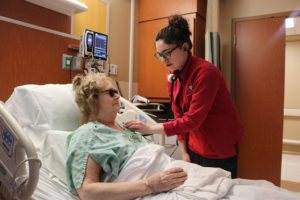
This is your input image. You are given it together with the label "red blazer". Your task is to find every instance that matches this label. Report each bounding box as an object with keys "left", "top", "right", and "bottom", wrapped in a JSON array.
[{"left": 163, "top": 56, "right": 244, "bottom": 159}]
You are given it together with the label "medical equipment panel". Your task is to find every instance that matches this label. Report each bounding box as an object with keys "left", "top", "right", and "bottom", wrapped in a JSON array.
[
  {"left": 0, "top": 102, "right": 40, "bottom": 200},
  {"left": 93, "top": 32, "right": 108, "bottom": 60},
  {"left": 0, "top": 115, "right": 19, "bottom": 199},
  {"left": 80, "top": 29, "right": 108, "bottom": 60}
]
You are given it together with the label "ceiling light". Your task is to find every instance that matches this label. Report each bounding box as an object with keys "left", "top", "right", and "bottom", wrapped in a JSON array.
[{"left": 286, "top": 18, "right": 295, "bottom": 28}]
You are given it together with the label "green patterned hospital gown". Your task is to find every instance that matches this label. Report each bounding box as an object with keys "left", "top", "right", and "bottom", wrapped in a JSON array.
[{"left": 65, "top": 121, "right": 153, "bottom": 194}]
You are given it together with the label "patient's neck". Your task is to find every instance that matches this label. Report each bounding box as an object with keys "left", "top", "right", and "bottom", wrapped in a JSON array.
[
  {"left": 92, "top": 113, "right": 123, "bottom": 131},
  {"left": 99, "top": 119, "right": 124, "bottom": 132},
  {"left": 97, "top": 118, "right": 115, "bottom": 126}
]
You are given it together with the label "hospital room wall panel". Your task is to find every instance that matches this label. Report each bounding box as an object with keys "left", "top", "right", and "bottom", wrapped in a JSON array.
[
  {"left": 138, "top": 18, "right": 170, "bottom": 100},
  {"left": 0, "top": 0, "right": 71, "bottom": 34},
  {"left": 73, "top": 0, "right": 107, "bottom": 36},
  {"left": 0, "top": 21, "right": 81, "bottom": 102},
  {"left": 139, "top": 0, "right": 206, "bottom": 22},
  {"left": 0, "top": 0, "right": 82, "bottom": 102}
]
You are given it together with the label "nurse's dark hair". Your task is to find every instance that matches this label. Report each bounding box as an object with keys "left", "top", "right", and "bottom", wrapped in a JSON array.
[{"left": 155, "top": 15, "right": 192, "bottom": 50}]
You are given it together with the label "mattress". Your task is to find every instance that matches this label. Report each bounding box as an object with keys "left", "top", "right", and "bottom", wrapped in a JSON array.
[{"left": 30, "top": 161, "right": 78, "bottom": 200}]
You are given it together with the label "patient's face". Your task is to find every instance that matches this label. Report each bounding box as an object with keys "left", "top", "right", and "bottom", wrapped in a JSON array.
[{"left": 97, "top": 82, "right": 120, "bottom": 116}]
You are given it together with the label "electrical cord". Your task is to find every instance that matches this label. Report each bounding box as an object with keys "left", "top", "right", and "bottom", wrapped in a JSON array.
[
  {"left": 11, "top": 157, "right": 42, "bottom": 200},
  {"left": 166, "top": 79, "right": 175, "bottom": 122},
  {"left": 169, "top": 145, "right": 179, "bottom": 157}
]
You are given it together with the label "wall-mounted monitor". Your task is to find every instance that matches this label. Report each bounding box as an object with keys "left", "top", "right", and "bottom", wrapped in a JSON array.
[
  {"left": 93, "top": 32, "right": 108, "bottom": 60},
  {"left": 80, "top": 29, "right": 108, "bottom": 60}
]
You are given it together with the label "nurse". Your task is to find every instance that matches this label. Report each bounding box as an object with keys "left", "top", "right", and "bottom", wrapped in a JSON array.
[{"left": 125, "top": 15, "right": 243, "bottom": 178}]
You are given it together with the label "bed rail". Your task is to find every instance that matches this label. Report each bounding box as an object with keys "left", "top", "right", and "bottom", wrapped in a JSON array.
[
  {"left": 0, "top": 102, "right": 41, "bottom": 200},
  {"left": 117, "top": 97, "right": 165, "bottom": 145}
]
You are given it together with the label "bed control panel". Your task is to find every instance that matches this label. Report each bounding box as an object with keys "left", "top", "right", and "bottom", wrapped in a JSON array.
[
  {"left": 0, "top": 118, "right": 15, "bottom": 200},
  {"left": 0, "top": 126, "right": 14, "bottom": 158}
]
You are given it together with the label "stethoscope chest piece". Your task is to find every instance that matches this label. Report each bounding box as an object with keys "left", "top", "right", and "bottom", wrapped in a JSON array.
[{"left": 168, "top": 73, "right": 177, "bottom": 83}]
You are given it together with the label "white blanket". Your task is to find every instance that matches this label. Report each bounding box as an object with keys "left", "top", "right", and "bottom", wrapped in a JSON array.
[
  {"left": 115, "top": 144, "right": 234, "bottom": 200},
  {"left": 115, "top": 144, "right": 300, "bottom": 200}
]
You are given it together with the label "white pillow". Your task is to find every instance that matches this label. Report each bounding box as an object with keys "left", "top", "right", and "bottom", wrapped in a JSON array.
[
  {"left": 4, "top": 84, "right": 83, "bottom": 184},
  {"left": 40, "top": 130, "right": 71, "bottom": 184},
  {"left": 5, "top": 84, "right": 81, "bottom": 132}
]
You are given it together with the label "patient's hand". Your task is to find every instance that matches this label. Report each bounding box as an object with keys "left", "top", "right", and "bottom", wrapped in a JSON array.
[{"left": 145, "top": 167, "right": 187, "bottom": 193}]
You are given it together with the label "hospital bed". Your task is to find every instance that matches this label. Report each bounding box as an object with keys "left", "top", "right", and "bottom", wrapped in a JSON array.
[
  {"left": 0, "top": 83, "right": 163, "bottom": 200},
  {"left": 1, "top": 83, "right": 300, "bottom": 200}
]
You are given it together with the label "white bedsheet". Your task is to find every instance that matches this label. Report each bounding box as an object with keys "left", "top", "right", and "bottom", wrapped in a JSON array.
[
  {"left": 115, "top": 144, "right": 300, "bottom": 200},
  {"left": 30, "top": 164, "right": 79, "bottom": 200},
  {"left": 28, "top": 143, "right": 300, "bottom": 200}
]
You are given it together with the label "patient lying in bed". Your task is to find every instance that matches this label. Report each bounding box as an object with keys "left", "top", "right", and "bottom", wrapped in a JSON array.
[
  {"left": 66, "top": 72, "right": 187, "bottom": 200},
  {"left": 4, "top": 74, "right": 300, "bottom": 200},
  {"left": 66, "top": 73, "right": 300, "bottom": 200}
]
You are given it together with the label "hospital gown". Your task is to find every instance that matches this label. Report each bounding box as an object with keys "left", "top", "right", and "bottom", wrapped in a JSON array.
[{"left": 65, "top": 121, "right": 153, "bottom": 195}]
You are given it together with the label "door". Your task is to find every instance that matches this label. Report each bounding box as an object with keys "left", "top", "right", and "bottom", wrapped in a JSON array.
[{"left": 234, "top": 16, "right": 285, "bottom": 186}]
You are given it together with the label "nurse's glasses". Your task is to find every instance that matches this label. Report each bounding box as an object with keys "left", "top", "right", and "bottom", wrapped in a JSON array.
[
  {"left": 100, "top": 89, "right": 119, "bottom": 97},
  {"left": 154, "top": 46, "right": 178, "bottom": 60}
]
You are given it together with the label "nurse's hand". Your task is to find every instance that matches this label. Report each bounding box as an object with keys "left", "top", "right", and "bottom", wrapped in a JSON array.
[
  {"left": 125, "top": 120, "right": 166, "bottom": 135},
  {"left": 124, "top": 120, "right": 152, "bottom": 134}
]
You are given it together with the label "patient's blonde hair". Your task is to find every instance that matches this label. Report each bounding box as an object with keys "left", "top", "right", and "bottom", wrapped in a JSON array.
[{"left": 72, "top": 72, "right": 116, "bottom": 125}]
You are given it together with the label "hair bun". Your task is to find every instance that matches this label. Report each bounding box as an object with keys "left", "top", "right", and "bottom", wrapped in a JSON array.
[{"left": 168, "top": 15, "right": 191, "bottom": 37}]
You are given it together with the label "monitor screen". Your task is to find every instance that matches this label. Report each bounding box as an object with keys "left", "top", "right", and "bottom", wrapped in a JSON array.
[
  {"left": 87, "top": 33, "right": 93, "bottom": 49},
  {"left": 93, "top": 32, "right": 108, "bottom": 60}
]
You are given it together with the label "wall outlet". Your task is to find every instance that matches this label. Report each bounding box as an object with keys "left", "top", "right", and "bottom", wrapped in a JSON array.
[
  {"left": 109, "top": 64, "right": 118, "bottom": 75},
  {"left": 62, "top": 54, "right": 72, "bottom": 69},
  {"left": 71, "top": 56, "right": 83, "bottom": 71}
]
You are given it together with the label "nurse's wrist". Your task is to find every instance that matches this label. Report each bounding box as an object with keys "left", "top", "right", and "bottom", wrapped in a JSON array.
[{"left": 151, "top": 124, "right": 165, "bottom": 135}]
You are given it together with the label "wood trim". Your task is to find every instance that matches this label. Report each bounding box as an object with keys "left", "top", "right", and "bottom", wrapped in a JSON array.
[
  {"left": 0, "top": 0, "right": 82, "bottom": 102},
  {"left": 0, "top": 20, "right": 81, "bottom": 102},
  {"left": 284, "top": 109, "right": 300, "bottom": 117},
  {"left": 138, "top": 18, "right": 169, "bottom": 99},
  {"left": 281, "top": 180, "right": 300, "bottom": 192},
  {"left": 286, "top": 34, "right": 300, "bottom": 42},
  {"left": 0, "top": 0, "right": 71, "bottom": 33},
  {"left": 232, "top": 10, "right": 300, "bottom": 24},
  {"left": 139, "top": 0, "right": 207, "bottom": 22},
  {"left": 0, "top": 16, "right": 79, "bottom": 40}
]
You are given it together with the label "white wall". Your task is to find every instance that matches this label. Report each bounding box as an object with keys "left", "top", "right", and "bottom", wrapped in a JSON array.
[
  {"left": 284, "top": 38, "right": 300, "bottom": 140},
  {"left": 105, "top": 0, "right": 139, "bottom": 99}
]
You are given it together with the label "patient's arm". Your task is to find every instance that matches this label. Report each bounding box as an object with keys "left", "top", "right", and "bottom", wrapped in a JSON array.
[{"left": 77, "top": 156, "right": 187, "bottom": 200}]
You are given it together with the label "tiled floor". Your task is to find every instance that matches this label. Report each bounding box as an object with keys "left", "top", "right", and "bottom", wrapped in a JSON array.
[
  {"left": 281, "top": 153, "right": 300, "bottom": 192},
  {"left": 165, "top": 144, "right": 181, "bottom": 159},
  {"left": 164, "top": 145, "right": 300, "bottom": 192}
]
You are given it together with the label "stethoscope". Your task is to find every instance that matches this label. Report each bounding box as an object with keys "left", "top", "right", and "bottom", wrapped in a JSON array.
[
  {"left": 166, "top": 49, "right": 190, "bottom": 121},
  {"left": 166, "top": 71, "right": 183, "bottom": 155},
  {"left": 166, "top": 71, "right": 184, "bottom": 122}
]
